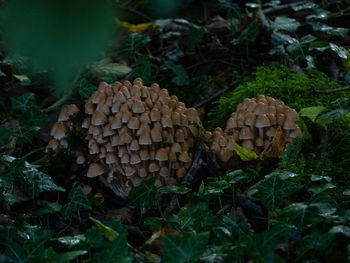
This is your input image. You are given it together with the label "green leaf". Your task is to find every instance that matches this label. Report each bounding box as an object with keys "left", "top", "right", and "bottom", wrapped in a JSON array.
[
  {"left": 93, "top": 235, "right": 131, "bottom": 263},
  {"left": 20, "top": 104, "right": 49, "bottom": 127},
  {"left": 46, "top": 248, "right": 87, "bottom": 263},
  {"left": 300, "top": 106, "right": 326, "bottom": 121},
  {"left": 57, "top": 235, "right": 86, "bottom": 248},
  {"left": 187, "top": 26, "right": 205, "bottom": 51},
  {"left": 316, "top": 98, "right": 350, "bottom": 124},
  {"left": 234, "top": 142, "right": 259, "bottom": 161},
  {"left": 167, "top": 200, "right": 220, "bottom": 232},
  {"left": 132, "top": 54, "right": 152, "bottom": 85},
  {"left": 279, "top": 202, "right": 319, "bottom": 231},
  {"left": 10, "top": 93, "right": 36, "bottom": 112},
  {"left": 232, "top": 21, "right": 260, "bottom": 44},
  {"left": 144, "top": 217, "right": 162, "bottom": 231},
  {"left": 329, "top": 225, "right": 350, "bottom": 238},
  {"left": 311, "top": 22, "right": 349, "bottom": 37},
  {"left": 35, "top": 202, "right": 62, "bottom": 216},
  {"left": 257, "top": 173, "right": 302, "bottom": 212},
  {"left": 309, "top": 183, "right": 335, "bottom": 195},
  {"left": 224, "top": 169, "right": 248, "bottom": 184},
  {"left": 271, "top": 17, "right": 300, "bottom": 33},
  {"left": 161, "top": 61, "right": 189, "bottom": 86},
  {"left": 166, "top": 49, "right": 184, "bottom": 62},
  {"left": 128, "top": 178, "right": 157, "bottom": 209},
  {"left": 90, "top": 217, "right": 119, "bottom": 241},
  {"left": 13, "top": 74, "right": 31, "bottom": 85},
  {"left": 20, "top": 168, "right": 65, "bottom": 198},
  {"left": 162, "top": 232, "right": 210, "bottom": 263},
  {"left": 329, "top": 43, "right": 348, "bottom": 59},
  {"left": 203, "top": 180, "right": 231, "bottom": 195},
  {"left": 304, "top": 230, "right": 334, "bottom": 249},
  {"left": 62, "top": 185, "right": 92, "bottom": 219},
  {"left": 158, "top": 186, "right": 191, "bottom": 194},
  {"left": 242, "top": 225, "right": 291, "bottom": 263},
  {"left": 118, "top": 33, "right": 151, "bottom": 57},
  {"left": 77, "top": 78, "right": 97, "bottom": 99}
]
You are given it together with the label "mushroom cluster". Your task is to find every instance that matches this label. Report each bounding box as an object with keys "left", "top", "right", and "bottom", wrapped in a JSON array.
[
  {"left": 206, "top": 95, "right": 302, "bottom": 161},
  {"left": 48, "top": 78, "right": 200, "bottom": 196}
]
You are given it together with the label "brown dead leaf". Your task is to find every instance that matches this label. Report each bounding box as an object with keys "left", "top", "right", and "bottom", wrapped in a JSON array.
[{"left": 262, "top": 126, "right": 286, "bottom": 158}]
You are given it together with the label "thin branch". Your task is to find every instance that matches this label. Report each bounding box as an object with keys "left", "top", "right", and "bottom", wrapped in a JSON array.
[{"left": 315, "top": 86, "right": 350, "bottom": 93}]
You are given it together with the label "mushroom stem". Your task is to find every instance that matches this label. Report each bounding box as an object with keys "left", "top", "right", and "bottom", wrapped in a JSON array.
[{"left": 258, "top": 127, "right": 263, "bottom": 138}]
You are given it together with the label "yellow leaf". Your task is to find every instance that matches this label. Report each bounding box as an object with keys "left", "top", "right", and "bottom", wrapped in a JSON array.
[
  {"left": 264, "top": 126, "right": 286, "bottom": 158},
  {"left": 234, "top": 142, "right": 259, "bottom": 161},
  {"left": 117, "top": 19, "right": 154, "bottom": 34},
  {"left": 90, "top": 217, "right": 119, "bottom": 241}
]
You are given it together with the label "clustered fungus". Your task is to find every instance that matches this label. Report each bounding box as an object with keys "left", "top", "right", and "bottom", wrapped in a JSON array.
[
  {"left": 48, "top": 78, "right": 200, "bottom": 197},
  {"left": 205, "top": 95, "right": 302, "bottom": 161}
]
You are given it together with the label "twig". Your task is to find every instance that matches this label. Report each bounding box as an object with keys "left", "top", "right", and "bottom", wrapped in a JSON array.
[
  {"left": 193, "top": 85, "right": 230, "bottom": 108},
  {"left": 315, "top": 86, "right": 350, "bottom": 93},
  {"left": 43, "top": 93, "right": 72, "bottom": 112},
  {"left": 263, "top": 1, "right": 308, "bottom": 14}
]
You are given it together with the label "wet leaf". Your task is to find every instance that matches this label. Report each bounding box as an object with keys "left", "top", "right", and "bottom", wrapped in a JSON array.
[
  {"left": 13, "top": 74, "right": 31, "bottom": 85},
  {"left": 329, "top": 225, "right": 350, "bottom": 238},
  {"left": 271, "top": 17, "right": 300, "bottom": 33},
  {"left": 118, "top": 33, "right": 151, "bottom": 57},
  {"left": 128, "top": 178, "right": 157, "bottom": 209},
  {"left": 132, "top": 54, "right": 152, "bottom": 85},
  {"left": 10, "top": 93, "right": 36, "bottom": 112},
  {"left": 62, "top": 185, "right": 92, "bottom": 219},
  {"left": 257, "top": 173, "right": 302, "bottom": 211},
  {"left": 162, "top": 232, "right": 209, "bottom": 263},
  {"left": 57, "top": 235, "right": 86, "bottom": 248},
  {"left": 90, "top": 217, "right": 119, "bottom": 241},
  {"left": 232, "top": 21, "right": 260, "bottom": 44}
]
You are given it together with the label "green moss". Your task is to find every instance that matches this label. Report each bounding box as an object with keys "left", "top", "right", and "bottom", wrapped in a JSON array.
[{"left": 209, "top": 64, "right": 349, "bottom": 128}]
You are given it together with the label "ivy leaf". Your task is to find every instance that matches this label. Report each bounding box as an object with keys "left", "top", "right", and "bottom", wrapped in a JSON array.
[
  {"left": 316, "top": 98, "right": 350, "bottom": 124},
  {"left": 232, "top": 21, "right": 260, "bottom": 44},
  {"left": 90, "top": 217, "right": 119, "bottom": 241},
  {"left": 20, "top": 168, "right": 65, "bottom": 198},
  {"left": 118, "top": 33, "right": 151, "bottom": 57},
  {"left": 20, "top": 104, "right": 49, "bottom": 127},
  {"left": 279, "top": 202, "right": 319, "bottom": 231},
  {"left": 311, "top": 22, "right": 349, "bottom": 37},
  {"left": 162, "top": 232, "right": 210, "bottom": 263},
  {"left": 303, "top": 230, "right": 334, "bottom": 250},
  {"left": 243, "top": 224, "right": 291, "bottom": 263},
  {"left": 128, "top": 178, "right": 157, "bottom": 209},
  {"left": 62, "top": 185, "right": 92, "bottom": 219},
  {"left": 329, "top": 225, "right": 350, "bottom": 239},
  {"left": 35, "top": 202, "right": 62, "bottom": 216},
  {"left": 158, "top": 186, "right": 191, "bottom": 194},
  {"left": 257, "top": 173, "right": 302, "bottom": 212},
  {"left": 132, "top": 54, "right": 152, "bottom": 85},
  {"left": 271, "top": 17, "right": 300, "bottom": 33},
  {"left": 13, "top": 74, "right": 31, "bottom": 85},
  {"left": 234, "top": 142, "right": 259, "bottom": 161},
  {"left": 10, "top": 93, "right": 36, "bottom": 112}
]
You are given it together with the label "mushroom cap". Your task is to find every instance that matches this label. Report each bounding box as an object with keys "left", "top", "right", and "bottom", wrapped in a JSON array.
[
  {"left": 87, "top": 163, "right": 105, "bottom": 177},
  {"left": 239, "top": 126, "right": 254, "bottom": 140},
  {"left": 155, "top": 148, "right": 169, "bottom": 161},
  {"left": 50, "top": 122, "right": 66, "bottom": 140},
  {"left": 255, "top": 114, "right": 271, "bottom": 128}
]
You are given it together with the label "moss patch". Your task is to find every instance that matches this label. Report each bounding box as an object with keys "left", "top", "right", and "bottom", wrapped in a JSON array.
[{"left": 209, "top": 64, "right": 349, "bottom": 128}]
